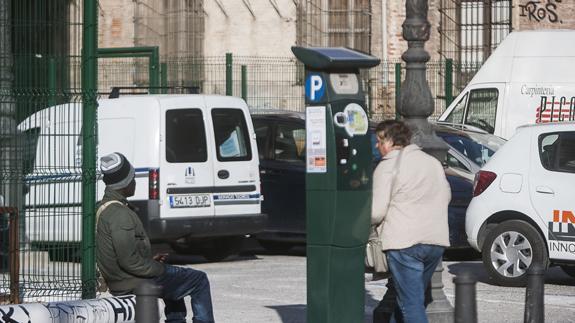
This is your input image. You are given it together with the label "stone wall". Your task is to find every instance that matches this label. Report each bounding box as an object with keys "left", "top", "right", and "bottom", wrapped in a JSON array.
[
  {"left": 203, "top": 0, "right": 297, "bottom": 57},
  {"left": 98, "top": 0, "right": 135, "bottom": 48}
]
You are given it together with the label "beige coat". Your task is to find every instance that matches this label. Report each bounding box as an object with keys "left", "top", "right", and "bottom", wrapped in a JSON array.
[{"left": 371, "top": 144, "right": 451, "bottom": 251}]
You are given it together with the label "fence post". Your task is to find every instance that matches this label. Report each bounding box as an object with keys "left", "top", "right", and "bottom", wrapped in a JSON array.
[
  {"left": 149, "top": 47, "right": 160, "bottom": 94},
  {"left": 135, "top": 281, "right": 162, "bottom": 323},
  {"left": 48, "top": 58, "right": 57, "bottom": 107},
  {"left": 161, "top": 62, "right": 168, "bottom": 94},
  {"left": 454, "top": 271, "right": 477, "bottom": 323},
  {"left": 524, "top": 264, "right": 545, "bottom": 323},
  {"left": 226, "top": 53, "right": 233, "bottom": 96},
  {"left": 81, "top": 0, "right": 98, "bottom": 300},
  {"left": 0, "top": 207, "right": 19, "bottom": 304},
  {"left": 445, "top": 59, "right": 453, "bottom": 107},
  {"left": 241, "top": 65, "right": 247, "bottom": 102},
  {"left": 394, "top": 63, "right": 401, "bottom": 120}
]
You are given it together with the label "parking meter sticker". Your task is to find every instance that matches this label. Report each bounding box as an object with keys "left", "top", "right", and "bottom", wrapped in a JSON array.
[
  {"left": 306, "top": 106, "right": 327, "bottom": 173},
  {"left": 305, "top": 74, "right": 325, "bottom": 102},
  {"left": 334, "top": 103, "right": 368, "bottom": 137}
]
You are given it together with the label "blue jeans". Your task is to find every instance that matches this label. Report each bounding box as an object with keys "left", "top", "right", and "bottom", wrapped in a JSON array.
[
  {"left": 387, "top": 244, "right": 444, "bottom": 323},
  {"left": 153, "top": 264, "right": 215, "bottom": 323}
]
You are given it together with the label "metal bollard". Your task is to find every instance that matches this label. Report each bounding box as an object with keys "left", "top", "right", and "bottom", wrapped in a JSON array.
[
  {"left": 135, "top": 281, "right": 162, "bottom": 323},
  {"left": 453, "top": 271, "right": 477, "bottom": 323},
  {"left": 524, "top": 263, "right": 545, "bottom": 323}
]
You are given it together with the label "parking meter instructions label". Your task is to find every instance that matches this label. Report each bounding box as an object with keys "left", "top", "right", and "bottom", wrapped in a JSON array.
[
  {"left": 306, "top": 106, "right": 327, "bottom": 173},
  {"left": 333, "top": 103, "right": 369, "bottom": 137}
]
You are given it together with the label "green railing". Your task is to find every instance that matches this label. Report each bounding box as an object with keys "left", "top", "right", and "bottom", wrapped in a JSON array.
[{"left": 97, "top": 55, "right": 481, "bottom": 120}]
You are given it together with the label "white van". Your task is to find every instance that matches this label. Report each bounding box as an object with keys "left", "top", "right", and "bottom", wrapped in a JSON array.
[
  {"left": 18, "top": 95, "right": 265, "bottom": 261},
  {"left": 438, "top": 30, "right": 575, "bottom": 139}
]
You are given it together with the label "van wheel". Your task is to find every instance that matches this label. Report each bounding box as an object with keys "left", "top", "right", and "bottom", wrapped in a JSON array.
[
  {"left": 202, "top": 237, "right": 243, "bottom": 262},
  {"left": 482, "top": 220, "right": 548, "bottom": 287},
  {"left": 560, "top": 265, "right": 575, "bottom": 279}
]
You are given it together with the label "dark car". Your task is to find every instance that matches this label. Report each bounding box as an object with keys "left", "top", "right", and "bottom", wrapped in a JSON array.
[{"left": 251, "top": 112, "right": 503, "bottom": 252}]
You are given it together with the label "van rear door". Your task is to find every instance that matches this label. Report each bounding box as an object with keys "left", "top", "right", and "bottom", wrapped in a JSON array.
[
  {"left": 160, "top": 105, "right": 215, "bottom": 219},
  {"left": 206, "top": 101, "right": 260, "bottom": 217}
]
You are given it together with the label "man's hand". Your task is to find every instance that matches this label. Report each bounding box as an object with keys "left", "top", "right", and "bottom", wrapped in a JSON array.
[{"left": 153, "top": 253, "right": 169, "bottom": 263}]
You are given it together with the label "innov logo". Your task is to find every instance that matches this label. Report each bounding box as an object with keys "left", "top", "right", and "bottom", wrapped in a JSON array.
[{"left": 548, "top": 210, "right": 575, "bottom": 241}]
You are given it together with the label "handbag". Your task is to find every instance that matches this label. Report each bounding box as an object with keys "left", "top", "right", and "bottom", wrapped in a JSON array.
[{"left": 365, "top": 148, "right": 404, "bottom": 275}]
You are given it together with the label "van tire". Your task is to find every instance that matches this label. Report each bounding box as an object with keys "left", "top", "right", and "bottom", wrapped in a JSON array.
[
  {"left": 202, "top": 237, "right": 243, "bottom": 262},
  {"left": 482, "top": 220, "right": 548, "bottom": 287}
]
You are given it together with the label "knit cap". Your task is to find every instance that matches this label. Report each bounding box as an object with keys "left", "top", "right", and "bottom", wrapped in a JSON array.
[{"left": 100, "top": 152, "right": 135, "bottom": 190}]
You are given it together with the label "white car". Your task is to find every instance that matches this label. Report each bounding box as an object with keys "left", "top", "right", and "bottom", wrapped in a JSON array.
[{"left": 466, "top": 122, "right": 575, "bottom": 286}]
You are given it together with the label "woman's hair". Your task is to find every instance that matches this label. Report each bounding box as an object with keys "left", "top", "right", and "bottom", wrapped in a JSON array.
[{"left": 375, "top": 120, "right": 412, "bottom": 147}]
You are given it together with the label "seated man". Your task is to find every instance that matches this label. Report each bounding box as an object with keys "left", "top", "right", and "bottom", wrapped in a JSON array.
[{"left": 96, "top": 152, "right": 215, "bottom": 323}]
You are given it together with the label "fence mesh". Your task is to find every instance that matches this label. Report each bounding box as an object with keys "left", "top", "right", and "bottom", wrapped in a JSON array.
[{"left": 0, "top": 0, "right": 88, "bottom": 303}]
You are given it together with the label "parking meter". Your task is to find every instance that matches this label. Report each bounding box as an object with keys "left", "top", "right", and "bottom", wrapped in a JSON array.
[{"left": 291, "top": 47, "right": 380, "bottom": 323}]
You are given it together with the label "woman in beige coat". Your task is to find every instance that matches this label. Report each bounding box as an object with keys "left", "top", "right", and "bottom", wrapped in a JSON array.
[{"left": 371, "top": 120, "right": 451, "bottom": 323}]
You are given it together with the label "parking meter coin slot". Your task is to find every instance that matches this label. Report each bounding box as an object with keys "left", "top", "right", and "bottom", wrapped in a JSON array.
[{"left": 336, "top": 134, "right": 350, "bottom": 166}]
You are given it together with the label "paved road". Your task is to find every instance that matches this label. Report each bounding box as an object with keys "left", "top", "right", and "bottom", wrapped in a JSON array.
[{"left": 153, "top": 243, "right": 575, "bottom": 323}]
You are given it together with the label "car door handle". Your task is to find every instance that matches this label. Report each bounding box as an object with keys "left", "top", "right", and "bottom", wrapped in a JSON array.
[{"left": 536, "top": 186, "right": 554, "bottom": 194}]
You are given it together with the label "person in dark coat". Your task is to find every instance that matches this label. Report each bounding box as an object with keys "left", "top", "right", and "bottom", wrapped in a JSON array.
[{"left": 96, "top": 152, "right": 215, "bottom": 323}]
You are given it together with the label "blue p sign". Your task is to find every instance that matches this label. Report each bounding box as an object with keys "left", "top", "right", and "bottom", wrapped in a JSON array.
[{"left": 305, "top": 74, "right": 325, "bottom": 102}]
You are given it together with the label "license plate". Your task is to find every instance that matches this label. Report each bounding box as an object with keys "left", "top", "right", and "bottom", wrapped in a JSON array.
[{"left": 169, "top": 194, "right": 211, "bottom": 208}]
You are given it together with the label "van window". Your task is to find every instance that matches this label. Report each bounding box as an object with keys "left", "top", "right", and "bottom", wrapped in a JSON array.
[
  {"left": 212, "top": 109, "right": 252, "bottom": 161},
  {"left": 465, "top": 88, "right": 498, "bottom": 134},
  {"left": 166, "top": 109, "right": 207, "bottom": 163},
  {"left": 539, "top": 132, "right": 575, "bottom": 173},
  {"left": 444, "top": 93, "right": 468, "bottom": 124},
  {"left": 274, "top": 123, "right": 305, "bottom": 162}
]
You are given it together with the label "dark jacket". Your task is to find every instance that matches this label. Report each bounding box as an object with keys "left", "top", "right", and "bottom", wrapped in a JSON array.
[{"left": 96, "top": 188, "right": 165, "bottom": 294}]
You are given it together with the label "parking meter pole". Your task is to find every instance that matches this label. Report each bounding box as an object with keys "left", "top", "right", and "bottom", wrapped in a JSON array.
[
  {"left": 292, "top": 47, "right": 379, "bottom": 323},
  {"left": 395, "top": 1, "right": 454, "bottom": 322}
]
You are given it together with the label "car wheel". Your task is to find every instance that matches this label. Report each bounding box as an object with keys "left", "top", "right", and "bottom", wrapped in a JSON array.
[
  {"left": 482, "top": 220, "right": 548, "bottom": 287},
  {"left": 560, "top": 265, "right": 575, "bottom": 279},
  {"left": 258, "top": 240, "right": 294, "bottom": 253}
]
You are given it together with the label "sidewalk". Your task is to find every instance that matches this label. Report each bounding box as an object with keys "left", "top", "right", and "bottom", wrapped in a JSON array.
[{"left": 151, "top": 244, "right": 575, "bottom": 323}]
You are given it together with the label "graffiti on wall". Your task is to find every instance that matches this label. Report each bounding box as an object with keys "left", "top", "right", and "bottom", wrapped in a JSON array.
[
  {"left": 0, "top": 296, "right": 136, "bottom": 323},
  {"left": 519, "top": 0, "right": 564, "bottom": 24}
]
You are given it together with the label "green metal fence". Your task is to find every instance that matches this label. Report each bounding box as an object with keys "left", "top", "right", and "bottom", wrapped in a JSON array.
[
  {"left": 97, "top": 54, "right": 481, "bottom": 120},
  {"left": 0, "top": 7, "right": 482, "bottom": 302},
  {"left": 0, "top": 0, "right": 98, "bottom": 303}
]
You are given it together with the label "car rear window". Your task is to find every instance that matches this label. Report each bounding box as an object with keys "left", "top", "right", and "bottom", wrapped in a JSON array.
[
  {"left": 165, "top": 109, "right": 207, "bottom": 163},
  {"left": 212, "top": 108, "right": 252, "bottom": 162},
  {"left": 539, "top": 132, "right": 575, "bottom": 173}
]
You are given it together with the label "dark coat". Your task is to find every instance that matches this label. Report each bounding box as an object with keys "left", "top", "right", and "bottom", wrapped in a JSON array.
[{"left": 96, "top": 188, "right": 164, "bottom": 294}]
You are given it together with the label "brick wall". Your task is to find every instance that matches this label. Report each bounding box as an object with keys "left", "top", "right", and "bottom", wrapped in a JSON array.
[
  {"left": 514, "top": 0, "right": 575, "bottom": 30},
  {"left": 382, "top": 0, "right": 442, "bottom": 62},
  {"left": 98, "top": 0, "right": 135, "bottom": 48}
]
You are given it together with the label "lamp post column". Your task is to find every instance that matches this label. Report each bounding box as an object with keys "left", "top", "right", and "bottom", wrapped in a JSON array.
[{"left": 373, "top": 1, "right": 454, "bottom": 322}]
